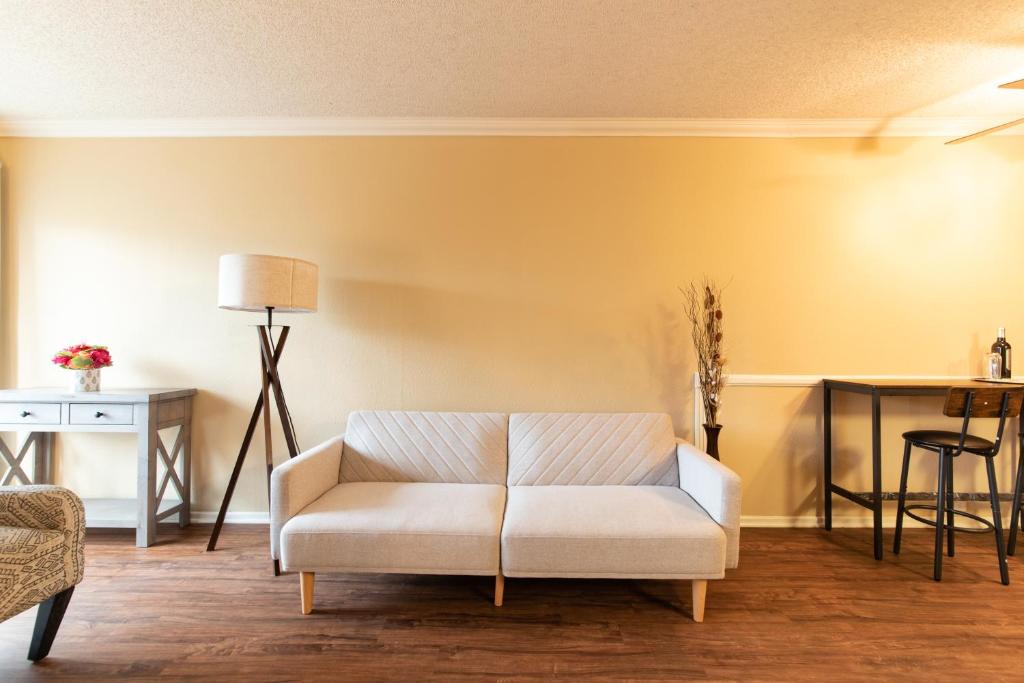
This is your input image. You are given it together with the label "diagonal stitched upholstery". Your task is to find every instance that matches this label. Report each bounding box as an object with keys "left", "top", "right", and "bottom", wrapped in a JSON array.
[
  {"left": 508, "top": 413, "right": 678, "bottom": 486},
  {"left": 340, "top": 411, "right": 509, "bottom": 484}
]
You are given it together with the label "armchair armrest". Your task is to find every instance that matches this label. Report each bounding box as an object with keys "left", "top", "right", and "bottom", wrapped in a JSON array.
[
  {"left": 676, "top": 439, "right": 742, "bottom": 569},
  {"left": 270, "top": 435, "right": 344, "bottom": 560},
  {"left": 0, "top": 485, "right": 86, "bottom": 585}
]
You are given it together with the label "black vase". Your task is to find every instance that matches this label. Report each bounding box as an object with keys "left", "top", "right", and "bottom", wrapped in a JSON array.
[{"left": 703, "top": 424, "right": 722, "bottom": 461}]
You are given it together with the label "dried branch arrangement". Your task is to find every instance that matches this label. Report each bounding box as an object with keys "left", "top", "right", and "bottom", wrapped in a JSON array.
[{"left": 682, "top": 278, "right": 726, "bottom": 427}]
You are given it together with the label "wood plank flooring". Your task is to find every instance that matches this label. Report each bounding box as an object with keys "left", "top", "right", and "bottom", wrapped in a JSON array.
[{"left": 2, "top": 524, "right": 1022, "bottom": 681}]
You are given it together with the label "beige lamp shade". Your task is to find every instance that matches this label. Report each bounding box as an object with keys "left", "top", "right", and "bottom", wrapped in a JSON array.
[{"left": 218, "top": 254, "right": 319, "bottom": 313}]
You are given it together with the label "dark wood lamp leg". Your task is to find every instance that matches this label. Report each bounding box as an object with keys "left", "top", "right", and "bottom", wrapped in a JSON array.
[
  {"left": 207, "top": 325, "right": 296, "bottom": 577},
  {"left": 28, "top": 587, "right": 74, "bottom": 662}
]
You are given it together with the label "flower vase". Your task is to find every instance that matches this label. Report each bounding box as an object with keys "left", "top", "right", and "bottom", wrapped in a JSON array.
[
  {"left": 703, "top": 423, "right": 722, "bottom": 461},
  {"left": 71, "top": 368, "right": 101, "bottom": 393}
]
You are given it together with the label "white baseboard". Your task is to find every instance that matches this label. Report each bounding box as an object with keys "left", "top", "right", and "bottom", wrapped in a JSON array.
[
  {"left": 740, "top": 514, "right": 972, "bottom": 529},
  {"left": 189, "top": 511, "right": 270, "bottom": 524},
  {"left": 741, "top": 515, "right": 822, "bottom": 528}
]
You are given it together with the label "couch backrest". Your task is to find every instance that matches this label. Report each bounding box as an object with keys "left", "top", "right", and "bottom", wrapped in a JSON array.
[
  {"left": 507, "top": 412, "right": 678, "bottom": 486},
  {"left": 340, "top": 411, "right": 508, "bottom": 484}
]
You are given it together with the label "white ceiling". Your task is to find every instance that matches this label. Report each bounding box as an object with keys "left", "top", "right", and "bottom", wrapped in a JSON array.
[{"left": 3, "top": 0, "right": 1024, "bottom": 124}]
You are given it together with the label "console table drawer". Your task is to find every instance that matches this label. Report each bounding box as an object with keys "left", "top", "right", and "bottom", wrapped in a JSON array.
[
  {"left": 69, "top": 403, "right": 135, "bottom": 425},
  {"left": 0, "top": 402, "right": 62, "bottom": 425}
]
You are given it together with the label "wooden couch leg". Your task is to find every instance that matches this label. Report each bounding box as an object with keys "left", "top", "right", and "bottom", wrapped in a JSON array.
[
  {"left": 494, "top": 574, "right": 504, "bottom": 607},
  {"left": 691, "top": 580, "right": 707, "bottom": 623},
  {"left": 300, "top": 572, "right": 315, "bottom": 615},
  {"left": 28, "top": 587, "right": 75, "bottom": 661}
]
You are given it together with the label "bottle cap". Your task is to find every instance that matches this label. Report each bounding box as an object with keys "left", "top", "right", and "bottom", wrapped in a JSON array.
[{"left": 999, "top": 327, "right": 1006, "bottom": 338}]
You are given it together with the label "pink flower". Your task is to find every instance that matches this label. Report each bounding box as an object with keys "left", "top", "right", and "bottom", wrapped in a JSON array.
[
  {"left": 51, "top": 354, "right": 71, "bottom": 367},
  {"left": 67, "top": 344, "right": 91, "bottom": 354},
  {"left": 89, "top": 349, "right": 112, "bottom": 367}
]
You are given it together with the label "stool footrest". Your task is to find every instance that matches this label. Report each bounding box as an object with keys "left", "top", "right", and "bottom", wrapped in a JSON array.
[{"left": 904, "top": 504, "right": 994, "bottom": 534}]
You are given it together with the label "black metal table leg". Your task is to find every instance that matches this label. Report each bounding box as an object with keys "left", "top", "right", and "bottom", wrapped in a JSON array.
[
  {"left": 824, "top": 383, "right": 832, "bottom": 531},
  {"left": 893, "top": 440, "right": 912, "bottom": 554},
  {"left": 1008, "top": 435, "right": 1024, "bottom": 556},
  {"left": 933, "top": 450, "right": 947, "bottom": 581},
  {"left": 871, "top": 389, "right": 883, "bottom": 560},
  {"left": 945, "top": 455, "right": 955, "bottom": 557},
  {"left": 985, "top": 457, "right": 1011, "bottom": 585}
]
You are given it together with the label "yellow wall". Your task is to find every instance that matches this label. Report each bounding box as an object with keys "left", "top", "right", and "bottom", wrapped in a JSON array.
[{"left": 1, "top": 135, "right": 1022, "bottom": 522}]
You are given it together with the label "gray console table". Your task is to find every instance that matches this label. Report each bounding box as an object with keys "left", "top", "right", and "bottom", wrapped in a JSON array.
[{"left": 0, "top": 388, "right": 196, "bottom": 547}]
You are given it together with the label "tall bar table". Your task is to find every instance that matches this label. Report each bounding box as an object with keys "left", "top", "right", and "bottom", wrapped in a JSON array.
[{"left": 823, "top": 378, "right": 1019, "bottom": 560}]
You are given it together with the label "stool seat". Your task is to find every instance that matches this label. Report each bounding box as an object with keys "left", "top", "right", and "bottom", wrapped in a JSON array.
[{"left": 902, "top": 430, "right": 996, "bottom": 455}]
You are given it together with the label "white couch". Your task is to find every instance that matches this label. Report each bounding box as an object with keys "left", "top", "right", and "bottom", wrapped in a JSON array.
[{"left": 271, "top": 411, "right": 740, "bottom": 622}]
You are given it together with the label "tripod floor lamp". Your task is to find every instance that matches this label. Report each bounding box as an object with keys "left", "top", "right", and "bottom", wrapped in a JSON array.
[{"left": 207, "top": 253, "right": 318, "bottom": 575}]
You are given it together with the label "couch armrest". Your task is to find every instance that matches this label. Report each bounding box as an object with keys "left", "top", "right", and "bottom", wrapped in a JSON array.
[
  {"left": 676, "top": 439, "right": 742, "bottom": 569},
  {"left": 0, "top": 485, "right": 86, "bottom": 585},
  {"left": 270, "top": 435, "right": 344, "bottom": 560}
]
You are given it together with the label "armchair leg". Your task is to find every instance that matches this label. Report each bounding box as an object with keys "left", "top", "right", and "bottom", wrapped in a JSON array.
[
  {"left": 28, "top": 586, "right": 75, "bottom": 662},
  {"left": 691, "top": 580, "right": 707, "bottom": 623},
  {"left": 494, "top": 574, "right": 504, "bottom": 607},
  {"left": 300, "top": 572, "right": 315, "bottom": 615}
]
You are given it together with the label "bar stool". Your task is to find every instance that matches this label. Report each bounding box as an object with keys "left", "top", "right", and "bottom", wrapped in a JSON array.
[{"left": 893, "top": 387, "right": 1023, "bottom": 584}]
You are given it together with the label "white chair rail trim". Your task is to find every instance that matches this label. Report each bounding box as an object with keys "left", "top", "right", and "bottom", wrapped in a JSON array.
[
  {"left": 190, "top": 511, "right": 905, "bottom": 529},
  {"left": 690, "top": 373, "right": 972, "bottom": 451}
]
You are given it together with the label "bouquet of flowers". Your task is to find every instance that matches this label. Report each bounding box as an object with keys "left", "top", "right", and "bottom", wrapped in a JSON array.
[{"left": 52, "top": 344, "right": 113, "bottom": 370}]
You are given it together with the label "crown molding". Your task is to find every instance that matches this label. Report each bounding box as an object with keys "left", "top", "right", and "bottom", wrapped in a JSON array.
[{"left": 1, "top": 116, "right": 1021, "bottom": 139}]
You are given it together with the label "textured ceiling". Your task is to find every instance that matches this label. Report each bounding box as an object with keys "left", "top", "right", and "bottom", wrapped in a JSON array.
[{"left": 3, "top": 0, "right": 1024, "bottom": 121}]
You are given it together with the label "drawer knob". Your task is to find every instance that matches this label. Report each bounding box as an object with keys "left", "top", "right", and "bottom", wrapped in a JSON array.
[
  {"left": 19, "top": 410, "right": 30, "bottom": 418},
  {"left": 94, "top": 411, "right": 105, "bottom": 418}
]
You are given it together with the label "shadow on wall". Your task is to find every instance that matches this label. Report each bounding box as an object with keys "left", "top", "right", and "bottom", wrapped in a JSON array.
[
  {"left": 182, "top": 389, "right": 240, "bottom": 508},
  {"left": 791, "top": 387, "right": 826, "bottom": 520},
  {"left": 287, "top": 275, "right": 694, "bottom": 425},
  {"left": 648, "top": 300, "right": 693, "bottom": 439}
]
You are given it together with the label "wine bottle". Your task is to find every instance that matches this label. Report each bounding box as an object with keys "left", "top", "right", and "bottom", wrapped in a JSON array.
[{"left": 992, "top": 327, "right": 1012, "bottom": 378}]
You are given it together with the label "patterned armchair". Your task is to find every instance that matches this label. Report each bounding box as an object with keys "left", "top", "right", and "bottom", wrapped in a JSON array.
[{"left": 0, "top": 486, "right": 85, "bottom": 661}]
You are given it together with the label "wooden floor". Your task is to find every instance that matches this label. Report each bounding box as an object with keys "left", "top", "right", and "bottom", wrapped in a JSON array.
[{"left": 2, "top": 525, "right": 1023, "bottom": 681}]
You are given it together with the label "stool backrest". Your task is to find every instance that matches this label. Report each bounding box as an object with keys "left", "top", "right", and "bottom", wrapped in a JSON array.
[
  {"left": 942, "top": 387, "right": 1023, "bottom": 456},
  {"left": 942, "top": 387, "right": 1024, "bottom": 418}
]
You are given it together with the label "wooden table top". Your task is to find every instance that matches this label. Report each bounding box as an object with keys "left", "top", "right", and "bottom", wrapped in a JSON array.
[
  {"left": 0, "top": 388, "right": 196, "bottom": 403},
  {"left": 823, "top": 377, "right": 1024, "bottom": 395}
]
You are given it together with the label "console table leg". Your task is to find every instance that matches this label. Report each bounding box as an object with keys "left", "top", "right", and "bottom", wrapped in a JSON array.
[
  {"left": 179, "top": 399, "right": 192, "bottom": 528},
  {"left": 0, "top": 433, "right": 37, "bottom": 485},
  {"left": 33, "top": 433, "right": 54, "bottom": 484},
  {"left": 136, "top": 403, "right": 158, "bottom": 548}
]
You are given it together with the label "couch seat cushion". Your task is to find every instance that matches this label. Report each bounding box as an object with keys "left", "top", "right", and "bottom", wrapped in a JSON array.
[
  {"left": 501, "top": 486, "right": 726, "bottom": 579},
  {"left": 280, "top": 482, "right": 505, "bottom": 575}
]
